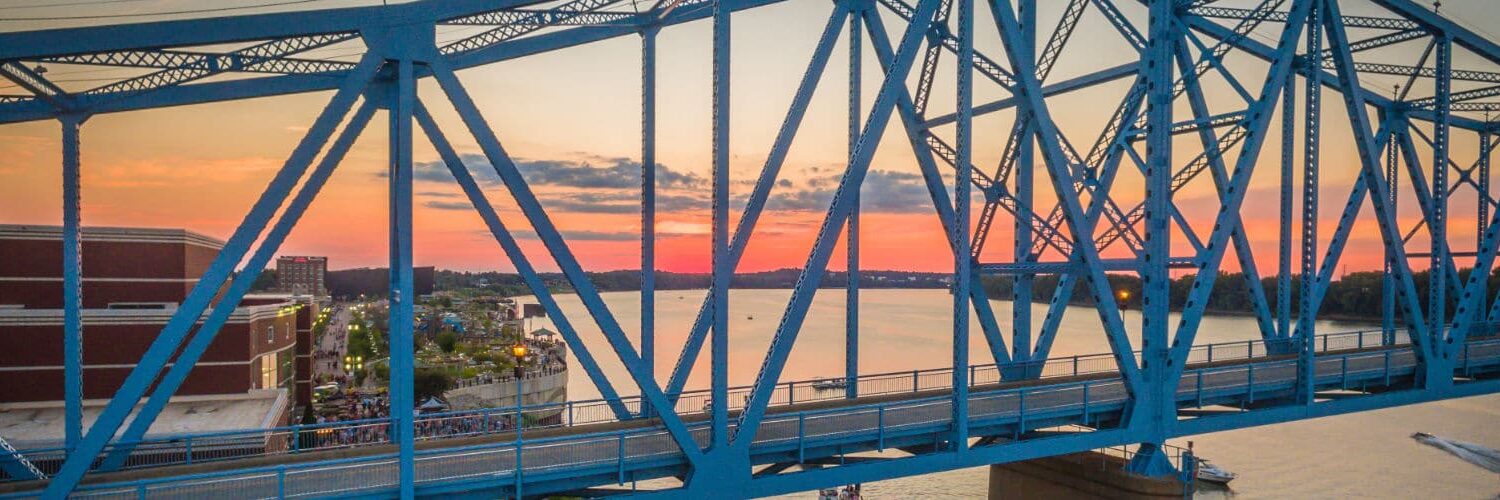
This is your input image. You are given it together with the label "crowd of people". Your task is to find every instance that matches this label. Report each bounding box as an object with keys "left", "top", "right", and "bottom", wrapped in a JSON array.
[
  {"left": 299, "top": 387, "right": 538, "bottom": 450},
  {"left": 313, "top": 348, "right": 344, "bottom": 372}
]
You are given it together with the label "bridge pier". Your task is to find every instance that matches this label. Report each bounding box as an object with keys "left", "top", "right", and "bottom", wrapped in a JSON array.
[{"left": 988, "top": 450, "right": 1193, "bottom": 500}]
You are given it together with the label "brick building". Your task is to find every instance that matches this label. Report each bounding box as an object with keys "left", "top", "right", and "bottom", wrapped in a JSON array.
[
  {"left": 0, "top": 225, "right": 313, "bottom": 405},
  {"left": 275, "top": 255, "right": 327, "bottom": 296}
]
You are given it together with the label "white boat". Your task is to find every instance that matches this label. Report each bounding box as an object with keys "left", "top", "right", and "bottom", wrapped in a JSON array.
[
  {"left": 1195, "top": 460, "right": 1236, "bottom": 485},
  {"left": 1413, "top": 432, "right": 1500, "bottom": 473}
]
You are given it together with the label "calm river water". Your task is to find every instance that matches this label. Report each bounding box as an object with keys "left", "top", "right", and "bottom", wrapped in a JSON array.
[{"left": 528, "top": 288, "right": 1500, "bottom": 498}]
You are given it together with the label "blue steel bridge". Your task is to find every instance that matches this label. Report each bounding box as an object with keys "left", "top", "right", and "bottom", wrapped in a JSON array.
[
  {"left": 3, "top": 328, "right": 1500, "bottom": 498},
  {"left": 1, "top": 0, "right": 1500, "bottom": 497}
]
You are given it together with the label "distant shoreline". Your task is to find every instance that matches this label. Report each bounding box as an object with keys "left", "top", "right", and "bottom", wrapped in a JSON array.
[{"left": 510, "top": 287, "right": 1387, "bottom": 325}]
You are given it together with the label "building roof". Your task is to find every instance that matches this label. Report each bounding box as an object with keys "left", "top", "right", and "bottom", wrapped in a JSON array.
[
  {"left": 0, "top": 389, "right": 288, "bottom": 449},
  {"left": 0, "top": 224, "right": 225, "bottom": 250}
]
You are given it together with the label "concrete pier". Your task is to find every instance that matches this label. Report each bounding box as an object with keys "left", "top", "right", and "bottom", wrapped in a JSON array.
[{"left": 988, "top": 451, "right": 1190, "bottom": 499}]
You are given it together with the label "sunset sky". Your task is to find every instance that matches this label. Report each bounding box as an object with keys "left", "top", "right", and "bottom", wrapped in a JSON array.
[{"left": 2, "top": 0, "right": 1498, "bottom": 275}]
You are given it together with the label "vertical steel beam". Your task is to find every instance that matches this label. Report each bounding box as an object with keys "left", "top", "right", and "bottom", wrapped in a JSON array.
[
  {"left": 1279, "top": 68, "right": 1295, "bottom": 342},
  {"left": 1384, "top": 117, "right": 1400, "bottom": 345},
  {"left": 1481, "top": 129, "right": 1494, "bottom": 328},
  {"left": 41, "top": 53, "right": 379, "bottom": 499},
  {"left": 389, "top": 58, "right": 417, "bottom": 500},
  {"left": 640, "top": 26, "right": 657, "bottom": 417},
  {"left": 846, "top": 5, "right": 862, "bottom": 400},
  {"left": 1128, "top": 0, "right": 1175, "bottom": 476},
  {"left": 709, "top": 0, "right": 732, "bottom": 450},
  {"left": 59, "top": 114, "right": 84, "bottom": 453},
  {"left": 1011, "top": 0, "right": 1035, "bottom": 364},
  {"left": 1482, "top": 131, "right": 1492, "bottom": 252},
  {"left": 1299, "top": 0, "right": 1321, "bottom": 404},
  {"left": 1431, "top": 34, "right": 1452, "bottom": 371},
  {"left": 952, "top": 0, "right": 973, "bottom": 451}
]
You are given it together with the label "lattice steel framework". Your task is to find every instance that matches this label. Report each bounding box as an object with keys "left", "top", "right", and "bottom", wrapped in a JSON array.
[{"left": 2, "top": 0, "right": 1500, "bottom": 497}]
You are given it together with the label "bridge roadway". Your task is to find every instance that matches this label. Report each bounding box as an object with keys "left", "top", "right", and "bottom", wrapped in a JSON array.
[{"left": 5, "top": 335, "right": 1500, "bottom": 498}]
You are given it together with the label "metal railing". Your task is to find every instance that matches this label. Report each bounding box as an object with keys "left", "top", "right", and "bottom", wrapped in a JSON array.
[
  {"left": 7, "top": 324, "right": 1493, "bottom": 482},
  {"left": 15, "top": 339, "right": 1500, "bottom": 499}
]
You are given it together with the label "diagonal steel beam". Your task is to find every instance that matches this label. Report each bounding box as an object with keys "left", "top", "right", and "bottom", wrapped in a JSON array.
[
  {"left": 663, "top": 6, "right": 850, "bottom": 403},
  {"left": 1163, "top": 0, "right": 1312, "bottom": 382},
  {"left": 863, "top": 10, "right": 1014, "bottom": 369},
  {"left": 414, "top": 103, "right": 630, "bottom": 420},
  {"left": 1320, "top": 0, "right": 1433, "bottom": 362},
  {"left": 99, "top": 99, "right": 379, "bottom": 472},
  {"left": 428, "top": 57, "right": 704, "bottom": 465},
  {"left": 730, "top": 0, "right": 940, "bottom": 450},
  {"left": 40, "top": 52, "right": 381, "bottom": 499},
  {"left": 989, "top": 0, "right": 1144, "bottom": 398}
]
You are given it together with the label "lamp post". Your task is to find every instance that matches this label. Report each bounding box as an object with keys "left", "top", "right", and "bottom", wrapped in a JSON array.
[
  {"left": 1118, "top": 290, "right": 1131, "bottom": 310},
  {"left": 511, "top": 340, "right": 528, "bottom": 441}
]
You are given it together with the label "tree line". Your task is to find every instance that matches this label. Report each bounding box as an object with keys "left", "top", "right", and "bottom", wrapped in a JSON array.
[{"left": 979, "top": 268, "right": 1500, "bottom": 321}]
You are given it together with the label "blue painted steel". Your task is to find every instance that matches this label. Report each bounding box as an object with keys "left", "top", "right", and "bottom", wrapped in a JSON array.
[
  {"left": 40, "top": 53, "right": 381, "bottom": 498},
  {"left": 846, "top": 4, "right": 862, "bottom": 401},
  {"left": 1431, "top": 35, "right": 1453, "bottom": 378},
  {"left": 390, "top": 57, "right": 418, "bottom": 500},
  {"left": 59, "top": 114, "right": 84, "bottom": 453},
  {"left": 952, "top": 0, "right": 973, "bottom": 451},
  {"left": 1300, "top": 0, "right": 1321, "bottom": 404},
  {"left": 1384, "top": 121, "right": 1400, "bottom": 345},
  {"left": 1124, "top": 0, "right": 1174, "bottom": 476},
  {"left": 1010, "top": 0, "right": 1036, "bottom": 368},
  {"left": 428, "top": 57, "right": 704, "bottom": 466},
  {"left": 7, "top": 0, "right": 1500, "bottom": 496},
  {"left": 1161, "top": 0, "right": 1312, "bottom": 385},
  {"left": 1169, "top": 20, "right": 1278, "bottom": 346},
  {"left": 710, "top": 0, "right": 732, "bottom": 452},
  {"left": 732, "top": 0, "right": 939, "bottom": 450},
  {"left": 1284, "top": 66, "right": 1296, "bottom": 340},
  {"left": 413, "top": 104, "right": 629, "bottom": 419},
  {"left": 641, "top": 26, "right": 658, "bottom": 418},
  {"left": 860, "top": 11, "right": 1013, "bottom": 370},
  {"left": 97, "top": 100, "right": 378, "bottom": 472},
  {"left": 663, "top": 6, "right": 850, "bottom": 403},
  {"left": 1320, "top": 0, "right": 1434, "bottom": 365},
  {"left": 990, "top": 0, "right": 1144, "bottom": 401}
]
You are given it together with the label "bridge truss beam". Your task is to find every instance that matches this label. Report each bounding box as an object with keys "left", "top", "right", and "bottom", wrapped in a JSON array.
[{"left": 3, "top": 0, "right": 1500, "bottom": 497}]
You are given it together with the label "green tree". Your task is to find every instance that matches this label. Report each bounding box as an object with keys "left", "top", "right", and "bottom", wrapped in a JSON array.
[
  {"left": 413, "top": 368, "right": 454, "bottom": 402},
  {"left": 250, "top": 269, "right": 279, "bottom": 292},
  {"left": 436, "top": 332, "right": 458, "bottom": 354}
]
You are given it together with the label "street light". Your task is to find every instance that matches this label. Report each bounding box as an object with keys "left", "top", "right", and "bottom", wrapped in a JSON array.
[
  {"left": 1117, "top": 290, "right": 1131, "bottom": 310},
  {"left": 511, "top": 340, "right": 528, "bottom": 440}
]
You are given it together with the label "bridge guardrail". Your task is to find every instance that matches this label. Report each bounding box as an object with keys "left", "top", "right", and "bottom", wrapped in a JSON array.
[
  {"left": 20, "top": 338, "right": 1500, "bottom": 499},
  {"left": 8, "top": 323, "right": 1494, "bottom": 481}
]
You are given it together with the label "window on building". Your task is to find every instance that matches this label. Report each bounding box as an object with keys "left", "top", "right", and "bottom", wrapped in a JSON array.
[
  {"left": 260, "top": 354, "right": 277, "bottom": 390},
  {"left": 267, "top": 324, "right": 275, "bottom": 344}
]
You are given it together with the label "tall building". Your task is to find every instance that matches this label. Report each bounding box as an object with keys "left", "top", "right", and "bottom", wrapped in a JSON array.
[
  {"left": 276, "top": 255, "right": 327, "bottom": 296},
  {"left": 0, "top": 225, "right": 313, "bottom": 447}
]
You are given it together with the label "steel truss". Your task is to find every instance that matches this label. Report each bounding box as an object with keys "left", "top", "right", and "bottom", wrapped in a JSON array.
[{"left": 2, "top": 0, "right": 1499, "bottom": 497}]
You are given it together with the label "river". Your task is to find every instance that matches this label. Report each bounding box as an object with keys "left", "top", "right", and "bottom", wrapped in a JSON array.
[{"left": 526, "top": 288, "right": 1500, "bottom": 498}]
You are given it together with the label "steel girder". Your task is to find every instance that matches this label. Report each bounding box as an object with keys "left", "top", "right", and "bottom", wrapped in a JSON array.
[{"left": 7, "top": 0, "right": 1500, "bottom": 497}]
